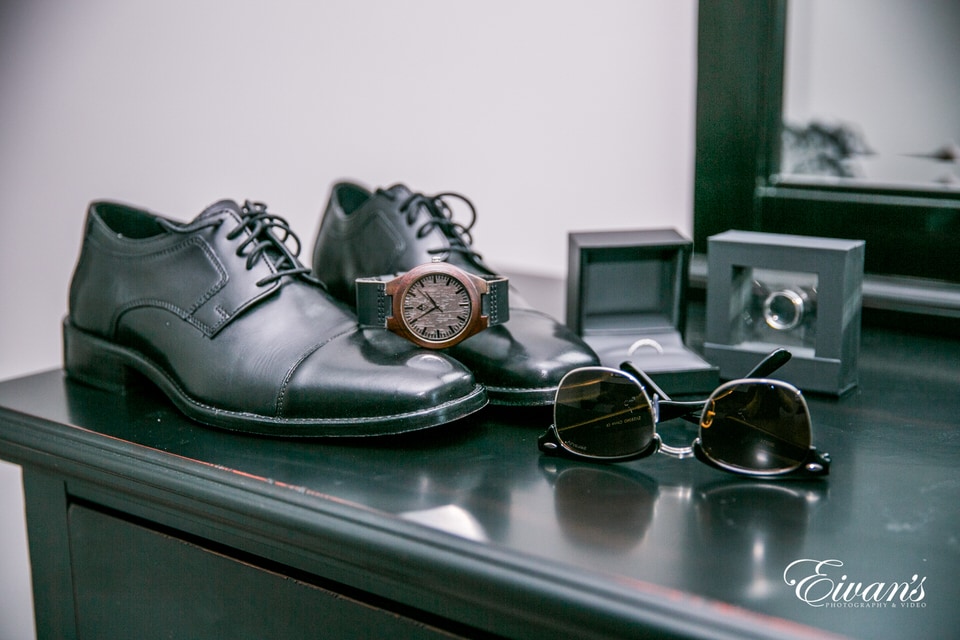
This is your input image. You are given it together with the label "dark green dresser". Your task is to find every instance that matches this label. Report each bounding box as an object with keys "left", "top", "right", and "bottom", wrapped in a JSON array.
[{"left": 0, "top": 315, "right": 957, "bottom": 639}]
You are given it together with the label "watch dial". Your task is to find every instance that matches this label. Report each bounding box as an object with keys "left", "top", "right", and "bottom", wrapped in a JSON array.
[{"left": 402, "top": 273, "right": 473, "bottom": 342}]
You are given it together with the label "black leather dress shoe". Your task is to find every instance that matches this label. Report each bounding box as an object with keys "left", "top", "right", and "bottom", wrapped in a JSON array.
[
  {"left": 312, "top": 182, "right": 600, "bottom": 406},
  {"left": 64, "top": 199, "right": 486, "bottom": 436}
]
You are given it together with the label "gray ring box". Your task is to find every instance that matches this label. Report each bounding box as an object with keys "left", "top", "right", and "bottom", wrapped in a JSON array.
[
  {"left": 704, "top": 230, "right": 865, "bottom": 396},
  {"left": 567, "top": 229, "right": 720, "bottom": 396}
]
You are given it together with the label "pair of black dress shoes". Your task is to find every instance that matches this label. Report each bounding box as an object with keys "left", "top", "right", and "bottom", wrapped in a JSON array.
[{"left": 64, "top": 182, "right": 600, "bottom": 437}]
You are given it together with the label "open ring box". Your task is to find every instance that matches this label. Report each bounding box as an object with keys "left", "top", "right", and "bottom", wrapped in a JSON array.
[
  {"left": 704, "top": 230, "right": 865, "bottom": 396},
  {"left": 566, "top": 229, "right": 720, "bottom": 395}
]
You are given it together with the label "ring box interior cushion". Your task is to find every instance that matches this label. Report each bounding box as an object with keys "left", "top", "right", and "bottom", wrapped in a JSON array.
[{"left": 566, "top": 229, "right": 719, "bottom": 395}]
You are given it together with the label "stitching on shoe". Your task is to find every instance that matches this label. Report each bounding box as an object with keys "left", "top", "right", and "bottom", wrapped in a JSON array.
[{"left": 105, "top": 236, "right": 227, "bottom": 336}]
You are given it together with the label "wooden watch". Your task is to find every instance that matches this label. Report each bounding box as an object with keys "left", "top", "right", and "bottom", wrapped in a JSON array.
[{"left": 355, "top": 259, "right": 509, "bottom": 349}]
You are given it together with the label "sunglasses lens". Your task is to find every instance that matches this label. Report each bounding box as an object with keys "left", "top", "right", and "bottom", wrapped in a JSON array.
[
  {"left": 699, "top": 380, "right": 811, "bottom": 473},
  {"left": 554, "top": 369, "right": 655, "bottom": 458}
]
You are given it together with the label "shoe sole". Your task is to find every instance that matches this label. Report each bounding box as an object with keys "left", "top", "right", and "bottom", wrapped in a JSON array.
[{"left": 62, "top": 319, "right": 487, "bottom": 437}]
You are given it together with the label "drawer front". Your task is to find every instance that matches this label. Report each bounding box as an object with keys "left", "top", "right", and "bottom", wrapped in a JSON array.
[{"left": 67, "top": 504, "right": 463, "bottom": 640}]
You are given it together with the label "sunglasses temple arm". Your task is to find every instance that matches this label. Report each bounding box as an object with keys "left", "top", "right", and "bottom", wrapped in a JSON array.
[
  {"left": 620, "top": 361, "right": 672, "bottom": 401},
  {"left": 745, "top": 348, "right": 793, "bottom": 378},
  {"left": 621, "top": 361, "right": 706, "bottom": 422},
  {"left": 657, "top": 350, "right": 795, "bottom": 422},
  {"left": 658, "top": 399, "right": 707, "bottom": 422},
  {"left": 623, "top": 351, "right": 793, "bottom": 423}
]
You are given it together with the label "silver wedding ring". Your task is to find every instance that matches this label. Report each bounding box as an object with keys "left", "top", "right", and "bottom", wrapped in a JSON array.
[
  {"left": 762, "top": 289, "right": 808, "bottom": 331},
  {"left": 627, "top": 338, "right": 664, "bottom": 356}
]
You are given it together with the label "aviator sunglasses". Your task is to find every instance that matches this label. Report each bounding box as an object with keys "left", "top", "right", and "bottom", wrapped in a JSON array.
[{"left": 538, "top": 349, "right": 830, "bottom": 478}]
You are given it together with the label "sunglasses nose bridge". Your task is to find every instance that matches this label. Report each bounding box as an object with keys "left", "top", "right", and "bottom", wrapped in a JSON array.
[{"left": 657, "top": 441, "right": 695, "bottom": 459}]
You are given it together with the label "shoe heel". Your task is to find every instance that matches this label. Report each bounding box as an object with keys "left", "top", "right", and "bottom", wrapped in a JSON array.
[{"left": 62, "top": 320, "right": 135, "bottom": 394}]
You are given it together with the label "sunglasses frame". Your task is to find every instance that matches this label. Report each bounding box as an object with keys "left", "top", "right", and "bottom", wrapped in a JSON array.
[{"left": 539, "top": 350, "right": 830, "bottom": 479}]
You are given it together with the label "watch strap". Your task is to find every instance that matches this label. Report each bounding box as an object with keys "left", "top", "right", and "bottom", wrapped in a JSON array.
[
  {"left": 355, "top": 277, "right": 389, "bottom": 328},
  {"left": 481, "top": 276, "right": 510, "bottom": 326}
]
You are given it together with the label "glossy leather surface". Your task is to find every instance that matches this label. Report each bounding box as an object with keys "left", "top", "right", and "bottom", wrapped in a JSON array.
[
  {"left": 312, "top": 182, "right": 600, "bottom": 405},
  {"left": 1, "top": 310, "right": 956, "bottom": 639},
  {"left": 65, "top": 199, "right": 486, "bottom": 436}
]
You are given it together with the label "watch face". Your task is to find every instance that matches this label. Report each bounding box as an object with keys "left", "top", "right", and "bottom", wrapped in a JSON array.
[{"left": 401, "top": 272, "right": 473, "bottom": 343}]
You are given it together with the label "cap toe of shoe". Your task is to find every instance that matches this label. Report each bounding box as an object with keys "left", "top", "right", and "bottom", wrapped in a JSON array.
[{"left": 281, "top": 328, "right": 486, "bottom": 434}]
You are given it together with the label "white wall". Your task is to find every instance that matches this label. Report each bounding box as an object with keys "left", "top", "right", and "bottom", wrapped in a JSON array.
[{"left": 0, "top": 2, "right": 699, "bottom": 637}]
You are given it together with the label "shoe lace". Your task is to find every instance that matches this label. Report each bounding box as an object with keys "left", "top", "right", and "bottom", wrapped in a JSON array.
[
  {"left": 396, "top": 191, "right": 483, "bottom": 262},
  {"left": 227, "top": 201, "right": 317, "bottom": 286}
]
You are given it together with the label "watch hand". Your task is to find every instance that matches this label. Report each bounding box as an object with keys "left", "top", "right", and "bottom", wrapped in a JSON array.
[
  {"left": 410, "top": 305, "right": 440, "bottom": 323},
  {"left": 420, "top": 289, "right": 442, "bottom": 310}
]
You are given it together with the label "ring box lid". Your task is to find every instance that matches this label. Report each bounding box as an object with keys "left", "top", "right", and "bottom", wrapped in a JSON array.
[{"left": 566, "top": 229, "right": 691, "bottom": 337}]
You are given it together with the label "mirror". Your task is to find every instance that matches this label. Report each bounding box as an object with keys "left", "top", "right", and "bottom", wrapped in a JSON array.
[
  {"left": 781, "top": 0, "right": 960, "bottom": 190},
  {"left": 693, "top": 0, "right": 960, "bottom": 305}
]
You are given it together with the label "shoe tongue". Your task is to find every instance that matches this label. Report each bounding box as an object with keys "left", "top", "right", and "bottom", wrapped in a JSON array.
[
  {"left": 196, "top": 199, "right": 242, "bottom": 221},
  {"left": 378, "top": 183, "right": 413, "bottom": 201}
]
